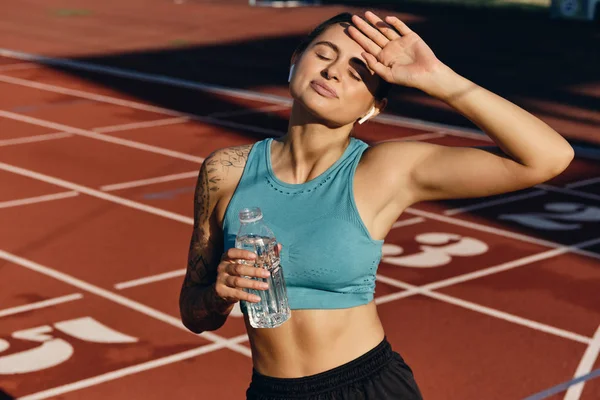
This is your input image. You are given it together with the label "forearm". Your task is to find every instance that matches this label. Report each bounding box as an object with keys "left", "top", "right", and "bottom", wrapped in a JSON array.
[
  {"left": 421, "top": 65, "right": 574, "bottom": 170},
  {"left": 179, "top": 282, "right": 234, "bottom": 334}
]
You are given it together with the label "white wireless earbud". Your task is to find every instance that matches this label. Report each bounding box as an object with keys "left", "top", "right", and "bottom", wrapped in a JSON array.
[
  {"left": 288, "top": 64, "right": 295, "bottom": 83},
  {"left": 358, "top": 106, "right": 376, "bottom": 125}
]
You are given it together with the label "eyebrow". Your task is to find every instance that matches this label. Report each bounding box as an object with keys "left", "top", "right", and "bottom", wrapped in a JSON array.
[{"left": 313, "top": 40, "right": 370, "bottom": 72}]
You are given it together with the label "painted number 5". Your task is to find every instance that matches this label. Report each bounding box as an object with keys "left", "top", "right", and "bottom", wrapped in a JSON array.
[{"left": 0, "top": 317, "right": 137, "bottom": 374}]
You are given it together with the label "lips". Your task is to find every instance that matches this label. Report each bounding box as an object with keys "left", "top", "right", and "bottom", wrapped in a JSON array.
[{"left": 310, "top": 80, "right": 338, "bottom": 99}]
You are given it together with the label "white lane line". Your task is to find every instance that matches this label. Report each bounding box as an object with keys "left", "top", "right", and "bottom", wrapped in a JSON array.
[
  {"left": 93, "top": 117, "right": 191, "bottom": 133},
  {"left": 0, "top": 132, "right": 73, "bottom": 147},
  {"left": 374, "top": 273, "right": 592, "bottom": 345},
  {"left": 0, "top": 250, "right": 251, "bottom": 360},
  {"left": 100, "top": 171, "right": 198, "bottom": 192},
  {"left": 0, "top": 191, "right": 79, "bottom": 209},
  {"left": 566, "top": 176, "right": 600, "bottom": 189},
  {"left": 444, "top": 189, "right": 548, "bottom": 216},
  {"left": 0, "top": 73, "right": 286, "bottom": 138},
  {"left": 114, "top": 269, "right": 186, "bottom": 290},
  {"left": 0, "top": 162, "right": 194, "bottom": 225},
  {"left": 374, "top": 132, "right": 447, "bottom": 144},
  {"left": 0, "top": 48, "right": 493, "bottom": 142},
  {"left": 423, "top": 236, "right": 600, "bottom": 292},
  {"left": 205, "top": 104, "right": 290, "bottom": 118},
  {"left": 564, "top": 325, "right": 600, "bottom": 400},
  {"left": 0, "top": 170, "right": 199, "bottom": 211},
  {"left": 391, "top": 217, "right": 426, "bottom": 229},
  {"left": 0, "top": 110, "right": 205, "bottom": 164},
  {"left": 0, "top": 293, "right": 83, "bottom": 318},
  {"left": 0, "top": 63, "right": 40, "bottom": 72},
  {"left": 18, "top": 333, "right": 250, "bottom": 400},
  {"left": 404, "top": 206, "right": 600, "bottom": 261},
  {"left": 0, "top": 73, "right": 184, "bottom": 117},
  {"left": 537, "top": 183, "right": 600, "bottom": 203}
]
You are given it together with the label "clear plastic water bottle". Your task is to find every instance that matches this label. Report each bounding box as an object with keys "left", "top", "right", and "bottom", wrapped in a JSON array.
[{"left": 235, "top": 207, "right": 291, "bottom": 328}]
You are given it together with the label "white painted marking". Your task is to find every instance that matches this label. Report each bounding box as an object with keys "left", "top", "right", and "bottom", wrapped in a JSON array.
[
  {"left": 205, "top": 104, "right": 289, "bottom": 119},
  {"left": 537, "top": 183, "right": 600, "bottom": 203},
  {"left": 54, "top": 317, "right": 138, "bottom": 343},
  {"left": 423, "top": 236, "right": 600, "bottom": 291},
  {"left": 0, "top": 73, "right": 183, "bottom": 117},
  {"left": 18, "top": 334, "right": 249, "bottom": 400},
  {"left": 0, "top": 161, "right": 194, "bottom": 225},
  {"left": 427, "top": 290, "right": 593, "bottom": 345},
  {"left": 0, "top": 48, "right": 493, "bottom": 142},
  {"left": 115, "top": 269, "right": 186, "bottom": 290},
  {"left": 0, "top": 335, "right": 73, "bottom": 374},
  {"left": 375, "top": 273, "right": 593, "bottom": 345},
  {"left": 564, "top": 325, "right": 600, "bottom": 400},
  {"left": 498, "top": 202, "right": 600, "bottom": 231},
  {"left": 0, "top": 110, "right": 205, "bottom": 164},
  {"left": 382, "top": 233, "right": 488, "bottom": 268},
  {"left": 0, "top": 250, "right": 251, "bottom": 359},
  {"left": 391, "top": 217, "right": 425, "bottom": 229},
  {"left": 0, "top": 63, "right": 40, "bottom": 72},
  {"left": 566, "top": 176, "right": 600, "bottom": 189},
  {"left": 444, "top": 189, "right": 547, "bottom": 216},
  {"left": 404, "top": 206, "right": 600, "bottom": 261},
  {"left": 0, "top": 132, "right": 72, "bottom": 147},
  {"left": 0, "top": 294, "right": 83, "bottom": 318},
  {"left": 101, "top": 171, "right": 198, "bottom": 192},
  {"left": 0, "top": 191, "right": 78, "bottom": 209},
  {"left": 93, "top": 117, "right": 190, "bottom": 133}
]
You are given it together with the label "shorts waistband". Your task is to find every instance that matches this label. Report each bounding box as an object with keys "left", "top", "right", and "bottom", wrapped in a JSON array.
[{"left": 249, "top": 336, "right": 393, "bottom": 396}]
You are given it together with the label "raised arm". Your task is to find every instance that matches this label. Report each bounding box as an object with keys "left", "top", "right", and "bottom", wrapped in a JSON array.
[{"left": 349, "top": 12, "right": 574, "bottom": 206}]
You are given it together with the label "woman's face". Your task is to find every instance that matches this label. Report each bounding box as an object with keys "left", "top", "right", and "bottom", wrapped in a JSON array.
[{"left": 289, "top": 23, "right": 382, "bottom": 127}]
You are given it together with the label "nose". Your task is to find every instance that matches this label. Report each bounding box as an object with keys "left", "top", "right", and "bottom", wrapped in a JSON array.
[{"left": 321, "top": 62, "right": 341, "bottom": 82}]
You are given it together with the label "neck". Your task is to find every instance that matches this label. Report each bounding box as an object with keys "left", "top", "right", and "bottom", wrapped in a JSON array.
[{"left": 271, "top": 102, "right": 354, "bottom": 184}]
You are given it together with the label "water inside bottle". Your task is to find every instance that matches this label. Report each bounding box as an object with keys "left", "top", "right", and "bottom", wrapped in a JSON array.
[{"left": 235, "top": 234, "right": 290, "bottom": 328}]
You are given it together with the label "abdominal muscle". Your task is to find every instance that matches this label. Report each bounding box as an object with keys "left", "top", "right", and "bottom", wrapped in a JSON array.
[{"left": 243, "top": 300, "right": 386, "bottom": 378}]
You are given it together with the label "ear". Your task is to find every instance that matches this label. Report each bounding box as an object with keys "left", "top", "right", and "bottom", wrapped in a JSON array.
[
  {"left": 374, "top": 98, "right": 387, "bottom": 116},
  {"left": 358, "top": 99, "right": 387, "bottom": 125}
]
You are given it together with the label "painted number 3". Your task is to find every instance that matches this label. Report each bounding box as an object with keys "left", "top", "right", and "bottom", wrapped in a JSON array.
[
  {"left": 382, "top": 233, "right": 488, "bottom": 268},
  {"left": 0, "top": 317, "right": 137, "bottom": 374}
]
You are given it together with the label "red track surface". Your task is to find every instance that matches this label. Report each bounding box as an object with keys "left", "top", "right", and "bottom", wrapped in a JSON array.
[{"left": 0, "top": 1, "right": 599, "bottom": 400}]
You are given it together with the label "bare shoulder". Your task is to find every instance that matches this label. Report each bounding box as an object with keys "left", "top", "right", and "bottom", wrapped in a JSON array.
[
  {"left": 202, "top": 143, "right": 256, "bottom": 223},
  {"left": 203, "top": 143, "right": 255, "bottom": 193}
]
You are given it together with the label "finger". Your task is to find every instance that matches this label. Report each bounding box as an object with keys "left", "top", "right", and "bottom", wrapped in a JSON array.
[
  {"left": 347, "top": 25, "right": 381, "bottom": 57},
  {"left": 225, "top": 275, "right": 269, "bottom": 291},
  {"left": 226, "top": 262, "right": 271, "bottom": 279},
  {"left": 224, "top": 248, "right": 257, "bottom": 262},
  {"left": 384, "top": 16, "right": 413, "bottom": 36},
  {"left": 362, "top": 52, "right": 393, "bottom": 82},
  {"left": 216, "top": 284, "right": 261, "bottom": 303},
  {"left": 365, "top": 11, "right": 401, "bottom": 41},
  {"left": 351, "top": 14, "right": 389, "bottom": 48}
]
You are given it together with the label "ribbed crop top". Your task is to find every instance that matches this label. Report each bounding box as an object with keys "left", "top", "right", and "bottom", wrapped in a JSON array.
[{"left": 222, "top": 137, "right": 384, "bottom": 313}]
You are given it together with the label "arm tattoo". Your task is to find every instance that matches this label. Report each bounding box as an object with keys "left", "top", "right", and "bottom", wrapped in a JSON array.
[{"left": 179, "top": 145, "right": 252, "bottom": 331}]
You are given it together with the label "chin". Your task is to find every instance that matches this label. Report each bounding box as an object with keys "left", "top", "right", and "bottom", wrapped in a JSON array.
[{"left": 292, "top": 92, "right": 347, "bottom": 127}]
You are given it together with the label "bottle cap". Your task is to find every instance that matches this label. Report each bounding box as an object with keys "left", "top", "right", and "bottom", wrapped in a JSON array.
[{"left": 239, "top": 207, "right": 263, "bottom": 223}]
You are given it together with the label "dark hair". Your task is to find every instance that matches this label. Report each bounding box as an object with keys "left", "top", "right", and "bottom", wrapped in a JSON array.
[{"left": 293, "top": 12, "right": 391, "bottom": 100}]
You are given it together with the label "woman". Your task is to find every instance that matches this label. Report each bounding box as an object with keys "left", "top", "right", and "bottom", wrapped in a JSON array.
[{"left": 179, "top": 11, "right": 574, "bottom": 399}]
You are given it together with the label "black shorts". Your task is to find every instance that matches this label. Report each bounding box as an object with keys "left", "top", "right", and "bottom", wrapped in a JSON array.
[{"left": 246, "top": 336, "right": 423, "bottom": 400}]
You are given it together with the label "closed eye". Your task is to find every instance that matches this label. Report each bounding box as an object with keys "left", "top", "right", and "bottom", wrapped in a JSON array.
[{"left": 316, "top": 54, "right": 331, "bottom": 61}]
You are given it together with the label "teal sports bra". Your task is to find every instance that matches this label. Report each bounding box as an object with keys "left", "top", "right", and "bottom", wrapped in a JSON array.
[{"left": 222, "top": 137, "right": 384, "bottom": 313}]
